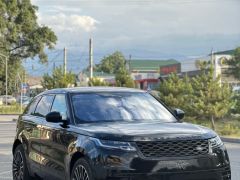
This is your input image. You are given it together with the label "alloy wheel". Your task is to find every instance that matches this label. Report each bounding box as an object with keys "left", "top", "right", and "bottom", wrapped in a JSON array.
[
  {"left": 12, "top": 150, "right": 24, "bottom": 180},
  {"left": 72, "top": 165, "right": 89, "bottom": 180}
]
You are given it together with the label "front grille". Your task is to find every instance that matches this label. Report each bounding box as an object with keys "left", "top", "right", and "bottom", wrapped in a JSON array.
[{"left": 136, "top": 139, "right": 209, "bottom": 158}]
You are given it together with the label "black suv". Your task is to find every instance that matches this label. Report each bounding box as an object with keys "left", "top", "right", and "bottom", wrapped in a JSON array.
[{"left": 12, "top": 87, "right": 231, "bottom": 180}]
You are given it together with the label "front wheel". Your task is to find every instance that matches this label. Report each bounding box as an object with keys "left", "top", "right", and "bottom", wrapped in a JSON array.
[
  {"left": 71, "top": 158, "right": 94, "bottom": 180},
  {"left": 12, "top": 144, "right": 31, "bottom": 180}
]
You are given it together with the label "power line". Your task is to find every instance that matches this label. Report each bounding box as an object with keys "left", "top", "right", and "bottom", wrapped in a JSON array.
[{"left": 25, "top": 51, "right": 63, "bottom": 75}]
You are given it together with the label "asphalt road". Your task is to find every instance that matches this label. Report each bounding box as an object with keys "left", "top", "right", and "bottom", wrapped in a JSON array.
[{"left": 0, "top": 121, "right": 239, "bottom": 180}]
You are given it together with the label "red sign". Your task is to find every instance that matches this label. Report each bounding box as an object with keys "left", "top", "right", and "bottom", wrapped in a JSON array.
[{"left": 160, "top": 64, "right": 180, "bottom": 75}]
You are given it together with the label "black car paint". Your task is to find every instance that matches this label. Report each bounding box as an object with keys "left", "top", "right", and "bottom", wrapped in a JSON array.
[{"left": 13, "top": 87, "right": 231, "bottom": 180}]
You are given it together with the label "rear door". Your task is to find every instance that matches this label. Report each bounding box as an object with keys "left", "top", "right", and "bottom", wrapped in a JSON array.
[{"left": 20, "top": 96, "right": 42, "bottom": 177}]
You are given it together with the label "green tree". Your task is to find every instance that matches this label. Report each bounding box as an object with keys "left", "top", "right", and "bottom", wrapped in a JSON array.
[
  {"left": 195, "top": 59, "right": 211, "bottom": 70},
  {"left": 0, "top": 60, "right": 25, "bottom": 95},
  {"left": 89, "top": 77, "right": 109, "bottom": 86},
  {"left": 232, "top": 93, "right": 240, "bottom": 114},
  {"left": 0, "top": 0, "right": 57, "bottom": 94},
  {"left": 159, "top": 63, "right": 233, "bottom": 130},
  {"left": 96, "top": 51, "right": 126, "bottom": 74},
  {"left": 191, "top": 66, "right": 233, "bottom": 130},
  {"left": 0, "top": 0, "right": 57, "bottom": 62},
  {"left": 228, "top": 47, "right": 240, "bottom": 79},
  {"left": 41, "top": 66, "right": 76, "bottom": 89},
  {"left": 93, "top": 51, "right": 135, "bottom": 88},
  {"left": 115, "top": 67, "right": 135, "bottom": 88},
  {"left": 159, "top": 74, "right": 193, "bottom": 112}
]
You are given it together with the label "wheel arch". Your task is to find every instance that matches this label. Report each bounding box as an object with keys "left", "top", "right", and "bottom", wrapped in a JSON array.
[
  {"left": 69, "top": 151, "right": 85, "bottom": 175},
  {"left": 12, "top": 139, "right": 22, "bottom": 154}
]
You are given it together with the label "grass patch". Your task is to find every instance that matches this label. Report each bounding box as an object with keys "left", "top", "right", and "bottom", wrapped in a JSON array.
[
  {"left": 0, "top": 104, "right": 23, "bottom": 114},
  {"left": 185, "top": 117, "right": 240, "bottom": 138}
]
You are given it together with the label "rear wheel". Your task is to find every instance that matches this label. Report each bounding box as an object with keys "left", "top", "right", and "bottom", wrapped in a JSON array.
[
  {"left": 71, "top": 158, "right": 94, "bottom": 180},
  {"left": 12, "top": 144, "right": 31, "bottom": 180}
]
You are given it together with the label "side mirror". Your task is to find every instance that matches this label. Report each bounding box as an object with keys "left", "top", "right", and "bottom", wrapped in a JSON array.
[
  {"left": 173, "top": 108, "right": 185, "bottom": 120},
  {"left": 46, "top": 111, "right": 62, "bottom": 123}
]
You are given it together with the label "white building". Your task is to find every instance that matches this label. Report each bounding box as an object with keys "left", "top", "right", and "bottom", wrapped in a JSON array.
[{"left": 212, "top": 50, "right": 240, "bottom": 87}]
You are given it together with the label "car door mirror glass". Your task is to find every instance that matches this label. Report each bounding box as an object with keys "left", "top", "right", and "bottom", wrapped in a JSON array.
[
  {"left": 46, "top": 111, "right": 62, "bottom": 123},
  {"left": 173, "top": 108, "right": 185, "bottom": 120}
]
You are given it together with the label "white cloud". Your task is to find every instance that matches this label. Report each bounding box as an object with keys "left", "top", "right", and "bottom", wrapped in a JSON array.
[
  {"left": 32, "top": 0, "right": 240, "bottom": 60},
  {"left": 38, "top": 13, "right": 99, "bottom": 33},
  {"left": 71, "top": 15, "right": 99, "bottom": 32}
]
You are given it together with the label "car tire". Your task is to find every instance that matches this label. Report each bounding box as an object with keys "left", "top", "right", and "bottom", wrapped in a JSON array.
[
  {"left": 12, "top": 144, "right": 31, "bottom": 180},
  {"left": 71, "top": 158, "right": 94, "bottom": 180}
]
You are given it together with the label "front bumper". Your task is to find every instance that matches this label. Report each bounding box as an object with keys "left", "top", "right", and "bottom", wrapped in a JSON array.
[
  {"left": 104, "top": 166, "right": 231, "bottom": 180},
  {"left": 90, "top": 145, "right": 231, "bottom": 180}
]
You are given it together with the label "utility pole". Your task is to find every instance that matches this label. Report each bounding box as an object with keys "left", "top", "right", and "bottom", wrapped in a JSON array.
[
  {"left": 23, "top": 71, "right": 26, "bottom": 97},
  {"left": 17, "top": 73, "right": 23, "bottom": 113},
  {"left": 128, "top": 54, "right": 132, "bottom": 73},
  {"left": 89, "top": 38, "right": 93, "bottom": 79},
  {"left": 64, "top": 47, "right": 67, "bottom": 75},
  {"left": 211, "top": 48, "right": 214, "bottom": 64},
  {"left": 0, "top": 53, "right": 8, "bottom": 105},
  {"left": 24, "top": 71, "right": 26, "bottom": 84}
]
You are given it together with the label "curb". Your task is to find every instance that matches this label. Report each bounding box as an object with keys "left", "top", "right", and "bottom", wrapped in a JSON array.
[
  {"left": 0, "top": 119, "right": 17, "bottom": 122},
  {"left": 0, "top": 114, "right": 20, "bottom": 122},
  {"left": 221, "top": 137, "right": 240, "bottom": 144}
]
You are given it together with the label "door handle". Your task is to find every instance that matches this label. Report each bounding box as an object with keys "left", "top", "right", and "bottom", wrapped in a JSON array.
[{"left": 25, "top": 126, "right": 32, "bottom": 132}]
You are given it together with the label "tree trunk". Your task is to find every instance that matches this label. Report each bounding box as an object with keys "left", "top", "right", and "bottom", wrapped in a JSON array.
[{"left": 211, "top": 115, "right": 216, "bottom": 130}]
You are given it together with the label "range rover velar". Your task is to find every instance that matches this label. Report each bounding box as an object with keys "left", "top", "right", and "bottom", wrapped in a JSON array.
[{"left": 12, "top": 87, "right": 231, "bottom": 180}]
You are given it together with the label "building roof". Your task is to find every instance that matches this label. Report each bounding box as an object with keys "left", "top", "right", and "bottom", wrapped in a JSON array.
[
  {"left": 41, "top": 87, "right": 144, "bottom": 95},
  {"left": 27, "top": 76, "right": 42, "bottom": 86},
  {"left": 129, "top": 59, "right": 180, "bottom": 71},
  {"left": 213, "top": 49, "right": 235, "bottom": 56},
  {"left": 82, "top": 71, "right": 115, "bottom": 77}
]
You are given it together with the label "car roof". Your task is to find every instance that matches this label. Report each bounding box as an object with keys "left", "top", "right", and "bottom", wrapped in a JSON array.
[{"left": 40, "top": 87, "right": 145, "bottom": 95}]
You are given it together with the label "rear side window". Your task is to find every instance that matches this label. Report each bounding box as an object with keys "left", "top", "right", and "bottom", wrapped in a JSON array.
[
  {"left": 25, "top": 96, "right": 41, "bottom": 115},
  {"left": 34, "top": 95, "right": 54, "bottom": 117}
]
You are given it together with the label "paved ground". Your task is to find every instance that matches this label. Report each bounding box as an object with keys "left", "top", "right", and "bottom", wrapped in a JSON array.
[
  {"left": 0, "top": 121, "right": 239, "bottom": 180},
  {"left": 0, "top": 115, "right": 19, "bottom": 122},
  {"left": 0, "top": 121, "right": 15, "bottom": 180}
]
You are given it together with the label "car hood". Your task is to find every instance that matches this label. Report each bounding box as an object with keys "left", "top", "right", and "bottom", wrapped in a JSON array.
[{"left": 75, "top": 121, "right": 216, "bottom": 141}]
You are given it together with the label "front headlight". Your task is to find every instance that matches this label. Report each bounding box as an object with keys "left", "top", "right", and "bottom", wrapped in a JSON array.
[
  {"left": 91, "top": 138, "right": 136, "bottom": 151},
  {"left": 209, "top": 136, "right": 223, "bottom": 148}
]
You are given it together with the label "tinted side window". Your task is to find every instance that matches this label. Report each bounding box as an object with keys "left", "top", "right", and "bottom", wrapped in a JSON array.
[
  {"left": 25, "top": 96, "right": 41, "bottom": 115},
  {"left": 34, "top": 95, "right": 54, "bottom": 117},
  {"left": 51, "top": 94, "right": 67, "bottom": 120}
]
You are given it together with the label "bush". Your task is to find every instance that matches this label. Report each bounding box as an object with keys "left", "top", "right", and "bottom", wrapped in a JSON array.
[
  {"left": 89, "top": 77, "right": 109, "bottom": 86},
  {"left": 185, "top": 117, "right": 240, "bottom": 138}
]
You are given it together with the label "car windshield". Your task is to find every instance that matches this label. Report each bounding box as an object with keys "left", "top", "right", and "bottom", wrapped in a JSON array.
[{"left": 72, "top": 92, "right": 176, "bottom": 123}]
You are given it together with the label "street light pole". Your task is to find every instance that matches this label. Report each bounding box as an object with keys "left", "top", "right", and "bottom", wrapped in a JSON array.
[
  {"left": 5, "top": 55, "right": 8, "bottom": 105},
  {"left": 0, "top": 53, "right": 8, "bottom": 105}
]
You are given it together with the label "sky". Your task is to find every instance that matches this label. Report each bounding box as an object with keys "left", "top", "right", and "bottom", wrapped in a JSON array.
[{"left": 26, "top": 0, "right": 240, "bottom": 75}]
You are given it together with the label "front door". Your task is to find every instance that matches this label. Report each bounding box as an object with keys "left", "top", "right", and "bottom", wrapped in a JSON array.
[
  {"left": 41, "top": 94, "right": 69, "bottom": 180},
  {"left": 32, "top": 95, "right": 55, "bottom": 178}
]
